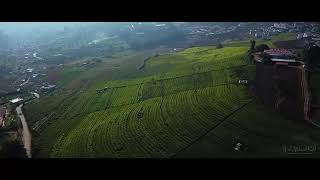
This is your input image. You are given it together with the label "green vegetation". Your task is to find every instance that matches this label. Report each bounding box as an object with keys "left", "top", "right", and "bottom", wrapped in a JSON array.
[
  {"left": 3, "top": 114, "right": 17, "bottom": 128},
  {"left": 24, "top": 40, "right": 318, "bottom": 158},
  {"left": 177, "top": 100, "right": 320, "bottom": 158},
  {"left": 0, "top": 104, "right": 18, "bottom": 130},
  {"left": 26, "top": 46, "right": 254, "bottom": 157},
  {"left": 255, "top": 44, "right": 270, "bottom": 52},
  {"left": 51, "top": 84, "right": 251, "bottom": 157}
]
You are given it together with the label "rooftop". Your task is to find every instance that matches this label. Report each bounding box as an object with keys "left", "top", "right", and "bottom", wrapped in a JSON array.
[
  {"left": 264, "top": 49, "right": 295, "bottom": 57},
  {"left": 10, "top": 98, "right": 23, "bottom": 104},
  {"left": 270, "top": 58, "right": 297, "bottom": 62}
]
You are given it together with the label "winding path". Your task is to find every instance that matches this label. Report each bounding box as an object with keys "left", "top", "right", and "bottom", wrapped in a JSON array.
[{"left": 16, "top": 104, "right": 32, "bottom": 158}]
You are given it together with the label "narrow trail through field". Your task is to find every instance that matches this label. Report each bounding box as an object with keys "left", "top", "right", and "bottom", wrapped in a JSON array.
[
  {"left": 91, "top": 64, "right": 252, "bottom": 94},
  {"left": 16, "top": 104, "right": 32, "bottom": 158}
]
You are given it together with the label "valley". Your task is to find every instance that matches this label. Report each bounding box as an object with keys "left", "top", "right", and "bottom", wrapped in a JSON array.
[{"left": 1, "top": 22, "right": 320, "bottom": 158}]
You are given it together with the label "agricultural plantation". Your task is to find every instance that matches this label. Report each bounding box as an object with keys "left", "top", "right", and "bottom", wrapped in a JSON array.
[{"left": 24, "top": 44, "right": 320, "bottom": 158}]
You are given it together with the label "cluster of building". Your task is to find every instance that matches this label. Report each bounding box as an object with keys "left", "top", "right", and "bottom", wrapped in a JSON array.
[
  {"left": 251, "top": 39, "right": 320, "bottom": 122},
  {"left": 263, "top": 49, "right": 299, "bottom": 65},
  {"left": 187, "top": 25, "right": 237, "bottom": 36},
  {"left": 249, "top": 26, "right": 282, "bottom": 39},
  {"left": 125, "top": 22, "right": 171, "bottom": 34},
  {"left": 168, "top": 22, "right": 320, "bottom": 47},
  {"left": 249, "top": 22, "right": 320, "bottom": 40}
]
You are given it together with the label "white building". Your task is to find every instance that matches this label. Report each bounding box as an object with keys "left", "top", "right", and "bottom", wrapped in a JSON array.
[
  {"left": 10, "top": 98, "right": 23, "bottom": 104},
  {"left": 26, "top": 68, "right": 33, "bottom": 73}
]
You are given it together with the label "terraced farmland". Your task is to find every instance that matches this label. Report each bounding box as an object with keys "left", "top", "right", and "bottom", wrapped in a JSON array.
[
  {"left": 47, "top": 46, "right": 253, "bottom": 157},
  {"left": 25, "top": 44, "right": 318, "bottom": 158},
  {"left": 176, "top": 99, "right": 320, "bottom": 158},
  {"left": 51, "top": 83, "right": 252, "bottom": 158}
]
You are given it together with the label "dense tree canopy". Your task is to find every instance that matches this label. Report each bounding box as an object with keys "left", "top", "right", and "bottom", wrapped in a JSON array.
[
  {"left": 256, "top": 44, "right": 269, "bottom": 52},
  {"left": 250, "top": 40, "right": 256, "bottom": 50},
  {"left": 216, "top": 43, "right": 223, "bottom": 49},
  {"left": 0, "top": 140, "right": 27, "bottom": 158}
]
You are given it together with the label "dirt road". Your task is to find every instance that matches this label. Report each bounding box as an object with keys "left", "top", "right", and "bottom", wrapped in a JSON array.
[
  {"left": 288, "top": 64, "right": 310, "bottom": 120},
  {"left": 16, "top": 104, "right": 32, "bottom": 158}
]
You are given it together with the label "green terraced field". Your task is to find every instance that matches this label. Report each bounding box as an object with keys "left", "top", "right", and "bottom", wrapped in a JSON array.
[
  {"left": 51, "top": 84, "right": 252, "bottom": 158},
  {"left": 176, "top": 100, "right": 320, "bottom": 158},
  {"left": 25, "top": 42, "right": 319, "bottom": 158}
]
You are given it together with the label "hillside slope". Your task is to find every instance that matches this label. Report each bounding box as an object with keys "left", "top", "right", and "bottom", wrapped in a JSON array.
[{"left": 25, "top": 45, "right": 320, "bottom": 158}]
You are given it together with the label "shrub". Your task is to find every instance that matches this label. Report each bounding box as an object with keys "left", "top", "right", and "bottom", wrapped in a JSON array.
[
  {"left": 216, "top": 43, "right": 224, "bottom": 49},
  {"left": 256, "top": 44, "right": 270, "bottom": 52}
]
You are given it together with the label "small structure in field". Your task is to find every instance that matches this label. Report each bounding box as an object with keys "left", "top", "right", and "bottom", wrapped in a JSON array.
[
  {"left": 238, "top": 80, "right": 248, "bottom": 84},
  {"left": 233, "top": 141, "right": 248, "bottom": 152},
  {"left": 137, "top": 112, "right": 144, "bottom": 119},
  {"left": 96, "top": 87, "right": 110, "bottom": 94},
  {"left": 234, "top": 142, "right": 242, "bottom": 151}
]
